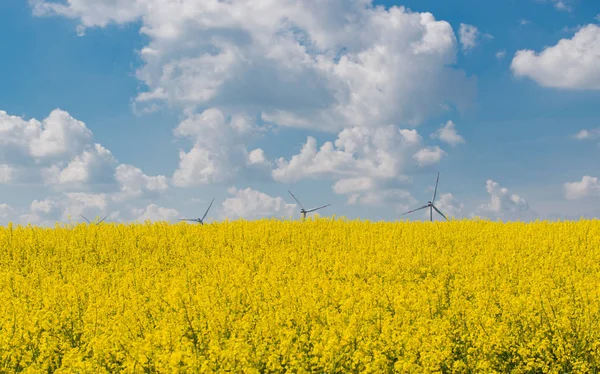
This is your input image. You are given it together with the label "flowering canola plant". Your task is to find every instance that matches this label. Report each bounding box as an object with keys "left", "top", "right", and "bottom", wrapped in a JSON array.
[{"left": 0, "top": 218, "right": 599, "bottom": 373}]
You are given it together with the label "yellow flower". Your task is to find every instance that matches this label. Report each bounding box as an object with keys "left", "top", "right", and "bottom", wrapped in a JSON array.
[{"left": 0, "top": 218, "right": 598, "bottom": 372}]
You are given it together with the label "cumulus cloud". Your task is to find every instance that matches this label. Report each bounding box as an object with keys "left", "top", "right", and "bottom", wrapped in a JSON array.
[
  {"left": 430, "top": 120, "right": 465, "bottom": 146},
  {"left": 115, "top": 164, "right": 169, "bottom": 200},
  {"left": 0, "top": 108, "right": 113, "bottom": 188},
  {"left": 31, "top": 0, "right": 142, "bottom": 27},
  {"left": 0, "top": 107, "right": 170, "bottom": 225},
  {"left": 19, "top": 192, "right": 111, "bottom": 225},
  {"left": 133, "top": 204, "right": 180, "bottom": 222},
  {"left": 0, "top": 204, "right": 15, "bottom": 224},
  {"left": 30, "top": 0, "right": 479, "bottom": 197},
  {"left": 0, "top": 109, "right": 92, "bottom": 165},
  {"left": 41, "top": 143, "right": 117, "bottom": 189},
  {"left": 413, "top": 146, "right": 447, "bottom": 166},
  {"left": 434, "top": 193, "right": 464, "bottom": 219},
  {"left": 573, "top": 128, "right": 600, "bottom": 140},
  {"left": 564, "top": 176, "right": 600, "bottom": 200},
  {"left": 458, "top": 24, "right": 492, "bottom": 52},
  {"left": 332, "top": 177, "right": 416, "bottom": 208},
  {"left": 478, "top": 180, "right": 529, "bottom": 217},
  {"left": 458, "top": 24, "right": 479, "bottom": 51},
  {"left": 0, "top": 108, "right": 167, "bottom": 197},
  {"left": 32, "top": 1, "right": 476, "bottom": 132},
  {"left": 495, "top": 50, "right": 506, "bottom": 59},
  {"left": 172, "top": 108, "right": 270, "bottom": 186},
  {"left": 332, "top": 177, "right": 376, "bottom": 195},
  {"left": 18, "top": 190, "right": 183, "bottom": 226},
  {"left": 349, "top": 189, "right": 415, "bottom": 208},
  {"left": 274, "top": 126, "right": 422, "bottom": 183},
  {"left": 274, "top": 126, "right": 451, "bottom": 206},
  {"left": 511, "top": 24, "right": 600, "bottom": 90},
  {"left": 25, "top": 1, "right": 485, "bottom": 221},
  {"left": 30, "top": 199, "right": 58, "bottom": 215},
  {"left": 0, "top": 165, "right": 13, "bottom": 184},
  {"left": 221, "top": 187, "right": 296, "bottom": 219},
  {"left": 550, "top": 0, "right": 573, "bottom": 12},
  {"left": 61, "top": 192, "right": 109, "bottom": 220}
]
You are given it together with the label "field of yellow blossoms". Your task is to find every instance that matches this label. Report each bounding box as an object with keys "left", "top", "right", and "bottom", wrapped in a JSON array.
[{"left": 1, "top": 218, "right": 600, "bottom": 373}]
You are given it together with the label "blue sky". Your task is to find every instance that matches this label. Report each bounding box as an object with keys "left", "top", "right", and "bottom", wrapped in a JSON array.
[{"left": 0, "top": 0, "right": 599, "bottom": 224}]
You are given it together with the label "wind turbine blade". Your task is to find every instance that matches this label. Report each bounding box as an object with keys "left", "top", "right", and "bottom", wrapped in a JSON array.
[
  {"left": 80, "top": 214, "right": 91, "bottom": 224},
  {"left": 98, "top": 215, "right": 109, "bottom": 224},
  {"left": 306, "top": 204, "right": 331, "bottom": 213},
  {"left": 287, "top": 190, "right": 305, "bottom": 210},
  {"left": 179, "top": 219, "right": 197, "bottom": 222},
  {"left": 432, "top": 204, "right": 448, "bottom": 221},
  {"left": 432, "top": 172, "right": 440, "bottom": 203},
  {"left": 201, "top": 197, "right": 215, "bottom": 221},
  {"left": 401, "top": 205, "right": 429, "bottom": 216}
]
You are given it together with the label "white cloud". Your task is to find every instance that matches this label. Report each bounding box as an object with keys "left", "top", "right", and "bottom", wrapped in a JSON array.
[
  {"left": 61, "top": 192, "right": 109, "bottom": 220},
  {"left": 332, "top": 177, "right": 375, "bottom": 195},
  {"left": 434, "top": 192, "right": 464, "bottom": 218},
  {"left": 562, "top": 24, "right": 585, "bottom": 34},
  {"left": 31, "top": 0, "right": 141, "bottom": 27},
  {"left": 172, "top": 108, "right": 270, "bottom": 186},
  {"left": 551, "top": 0, "right": 573, "bottom": 12},
  {"left": 0, "top": 164, "right": 13, "bottom": 184},
  {"left": 1, "top": 109, "right": 116, "bottom": 189},
  {"left": 458, "top": 24, "right": 491, "bottom": 52},
  {"left": 0, "top": 204, "right": 15, "bottom": 224},
  {"left": 19, "top": 190, "right": 182, "bottom": 225},
  {"left": 31, "top": 1, "right": 480, "bottom": 195},
  {"left": 430, "top": 120, "right": 465, "bottom": 146},
  {"left": 221, "top": 187, "right": 296, "bottom": 219},
  {"left": 42, "top": 143, "right": 117, "bottom": 189},
  {"left": 349, "top": 189, "right": 414, "bottom": 208},
  {"left": 133, "top": 204, "right": 180, "bottom": 222},
  {"left": 33, "top": 1, "right": 476, "bottom": 132},
  {"left": 273, "top": 125, "right": 452, "bottom": 207},
  {"left": 21, "top": 192, "right": 114, "bottom": 225},
  {"left": 248, "top": 149, "right": 267, "bottom": 165},
  {"left": 596, "top": 14, "right": 600, "bottom": 22},
  {"left": 479, "top": 180, "right": 529, "bottom": 216},
  {"left": 0, "top": 109, "right": 163, "bottom": 196},
  {"left": 29, "top": 109, "right": 93, "bottom": 158},
  {"left": 115, "top": 164, "right": 169, "bottom": 200},
  {"left": 520, "top": 19, "right": 530, "bottom": 26},
  {"left": 0, "top": 109, "right": 92, "bottom": 164},
  {"left": 333, "top": 178, "right": 416, "bottom": 209},
  {"left": 573, "top": 128, "right": 600, "bottom": 140},
  {"left": 511, "top": 24, "right": 600, "bottom": 90},
  {"left": 413, "top": 146, "right": 447, "bottom": 166},
  {"left": 495, "top": 50, "right": 506, "bottom": 59},
  {"left": 31, "top": 199, "right": 58, "bottom": 214},
  {"left": 458, "top": 24, "right": 479, "bottom": 51},
  {"left": 0, "top": 107, "right": 173, "bottom": 225},
  {"left": 274, "top": 126, "right": 423, "bottom": 183},
  {"left": 564, "top": 176, "right": 600, "bottom": 200}
]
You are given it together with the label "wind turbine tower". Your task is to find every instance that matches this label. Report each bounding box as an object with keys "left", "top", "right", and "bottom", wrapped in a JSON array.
[
  {"left": 401, "top": 172, "right": 448, "bottom": 222},
  {"left": 80, "top": 214, "right": 109, "bottom": 224},
  {"left": 178, "top": 197, "right": 215, "bottom": 225},
  {"left": 287, "top": 190, "right": 331, "bottom": 219}
]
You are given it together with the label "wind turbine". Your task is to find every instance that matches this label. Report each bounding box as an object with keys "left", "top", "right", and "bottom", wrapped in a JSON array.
[
  {"left": 401, "top": 172, "right": 448, "bottom": 222},
  {"left": 178, "top": 197, "right": 215, "bottom": 225},
  {"left": 287, "top": 190, "right": 331, "bottom": 219},
  {"left": 80, "top": 214, "right": 109, "bottom": 224}
]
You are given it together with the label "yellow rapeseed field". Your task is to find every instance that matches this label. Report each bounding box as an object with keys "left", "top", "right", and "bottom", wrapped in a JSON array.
[{"left": 1, "top": 218, "right": 599, "bottom": 373}]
